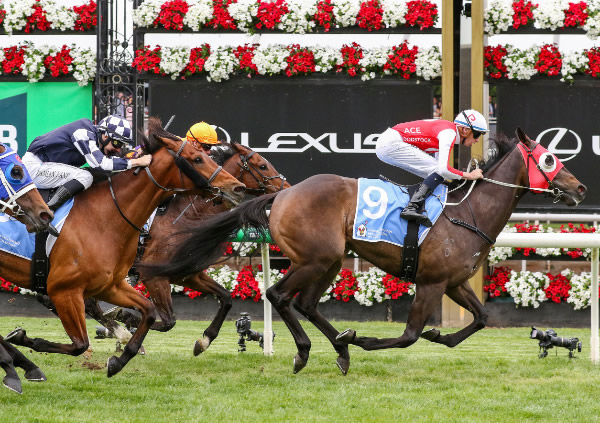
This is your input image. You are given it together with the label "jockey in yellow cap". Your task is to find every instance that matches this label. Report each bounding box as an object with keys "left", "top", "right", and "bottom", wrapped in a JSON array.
[{"left": 184, "top": 122, "right": 220, "bottom": 152}]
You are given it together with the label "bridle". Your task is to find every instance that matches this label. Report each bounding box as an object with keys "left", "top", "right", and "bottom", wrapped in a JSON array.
[
  {"left": 108, "top": 138, "right": 227, "bottom": 232},
  {"left": 0, "top": 150, "right": 37, "bottom": 216},
  {"left": 237, "top": 150, "right": 287, "bottom": 194}
]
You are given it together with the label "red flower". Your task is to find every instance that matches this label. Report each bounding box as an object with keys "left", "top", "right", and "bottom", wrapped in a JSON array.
[
  {"left": 234, "top": 44, "right": 259, "bottom": 76},
  {"left": 332, "top": 268, "right": 358, "bottom": 301},
  {"left": 184, "top": 287, "right": 202, "bottom": 299},
  {"left": 484, "top": 45, "right": 508, "bottom": 79},
  {"left": 232, "top": 265, "right": 262, "bottom": 301},
  {"left": 25, "top": 0, "right": 51, "bottom": 33},
  {"left": 586, "top": 47, "right": 600, "bottom": 77},
  {"left": 564, "top": 1, "right": 588, "bottom": 28},
  {"left": 134, "top": 282, "right": 151, "bottom": 298},
  {"left": 182, "top": 44, "right": 211, "bottom": 77},
  {"left": 383, "top": 41, "right": 418, "bottom": 79},
  {"left": 206, "top": 0, "right": 237, "bottom": 29},
  {"left": 511, "top": 0, "right": 537, "bottom": 29},
  {"left": 285, "top": 44, "right": 316, "bottom": 77},
  {"left": 484, "top": 267, "right": 511, "bottom": 298},
  {"left": 405, "top": 0, "right": 438, "bottom": 30},
  {"left": 337, "top": 42, "right": 364, "bottom": 76},
  {"left": 154, "top": 0, "right": 189, "bottom": 31},
  {"left": 255, "top": 0, "right": 289, "bottom": 30},
  {"left": 313, "top": 0, "right": 335, "bottom": 31},
  {"left": 0, "top": 9, "right": 6, "bottom": 26},
  {"left": 73, "top": 0, "right": 97, "bottom": 31},
  {"left": 535, "top": 44, "right": 562, "bottom": 76},
  {"left": 132, "top": 45, "right": 163, "bottom": 74},
  {"left": 543, "top": 273, "right": 571, "bottom": 303},
  {"left": 356, "top": 0, "right": 383, "bottom": 31},
  {"left": 43, "top": 45, "right": 73, "bottom": 77},
  {"left": 2, "top": 45, "right": 27, "bottom": 75},
  {"left": 382, "top": 274, "right": 412, "bottom": 299},
  {"left": 0, "top": 277, "right": 19, "bottom": 293}
]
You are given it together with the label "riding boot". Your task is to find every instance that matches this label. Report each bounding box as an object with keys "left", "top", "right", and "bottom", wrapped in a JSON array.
[
  {"left": 400, "top": 182, "right": 434, "bottom": 227},
  {"left": 47, "top": 179, "right": 85, "bottom": 211}
]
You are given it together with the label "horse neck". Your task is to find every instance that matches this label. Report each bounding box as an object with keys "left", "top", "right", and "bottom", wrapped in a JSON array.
[
  {"left": 163, "top": 192, "right": 227, "bottom": 225},
  {"left": 454, "top": 145, "right": 528, "bottom": 239}
]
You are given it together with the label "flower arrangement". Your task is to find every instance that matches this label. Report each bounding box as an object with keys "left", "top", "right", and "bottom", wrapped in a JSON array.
[
  {"left": 483, "top": 266, "right": 512, "bottom": 298},
  {"left": 133, "top": 0, "right": 440, "bottom": 33},
  {"left": 488, "top": 222, "right": 596, "bottom": 265},
  {"left": 1, "top": 0, "right": 97, "bottom": 34},
  {"left": 0, "top": 42, "right": 96, "bottom": 85},
  {"left": 505, "top": 270, "right": 550, "bottom": 308},
  {"left": 131, "top": 41, "right": 441, "bottom": 82},
  {"left": 485, "top": 0, "right": 600, "bottom": 39},
  {"left": 485, "top": 43, "right": 600, "bottom": 83}
]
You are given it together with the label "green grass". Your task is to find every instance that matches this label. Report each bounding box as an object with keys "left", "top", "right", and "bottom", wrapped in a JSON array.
[{"left": 1, "top": 317, "right": 600, "bottom": 423}]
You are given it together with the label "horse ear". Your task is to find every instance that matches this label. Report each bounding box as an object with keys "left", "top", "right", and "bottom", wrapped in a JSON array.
[{"left": 515, "top": 127, "right": 530, "bottom": 144}]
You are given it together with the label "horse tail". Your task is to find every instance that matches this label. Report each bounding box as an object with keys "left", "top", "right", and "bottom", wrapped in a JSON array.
[{"left": 139, "top": 192, "right": 277, "bottom": 281}]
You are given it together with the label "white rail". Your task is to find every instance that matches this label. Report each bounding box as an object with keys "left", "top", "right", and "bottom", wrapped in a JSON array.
[
  {"left": 495, "top": 232, "right": 600, "bottom": 363},
  {"left": 509, "top": 212, "right": 600, "bottom": 223}
]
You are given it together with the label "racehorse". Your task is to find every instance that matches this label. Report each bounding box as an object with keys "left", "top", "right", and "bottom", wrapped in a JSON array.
[
  {"left": 84, "top": 142, "right": 290, "bottom": 354},
  {"left": 0, "top": 144, "right": 55, "bottom": 393},
  {"left": 3, "top": 117, "right": 245, "bottom": 384},
  {"left": 141, "top": 128, "right": 587, "bottom": 375}
]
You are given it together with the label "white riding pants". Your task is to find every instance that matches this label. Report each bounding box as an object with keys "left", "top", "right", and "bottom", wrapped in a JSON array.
[
  {"left": 22, "top": 152, "right": 93, "bottom": 190},
  {"left": 375, "top": 128, "right": 438, "bottom": 179}
]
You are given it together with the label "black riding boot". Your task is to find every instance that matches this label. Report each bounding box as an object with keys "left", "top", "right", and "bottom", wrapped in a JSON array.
[
  {"left": 47, "top": 179, "right": 85, "bottom": 211},
  {"left": 400, "top": 183, "right": 434, "bottom": 227}
]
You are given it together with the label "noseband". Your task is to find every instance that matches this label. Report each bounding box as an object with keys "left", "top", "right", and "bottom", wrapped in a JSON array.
[{"left": 237, "top": 150, "right": 287, "bottom": 194}]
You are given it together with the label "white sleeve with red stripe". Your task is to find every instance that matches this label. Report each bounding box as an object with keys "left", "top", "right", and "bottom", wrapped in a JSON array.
[{"left": 435, "top": 129, "right": 464, "bottom": 180}]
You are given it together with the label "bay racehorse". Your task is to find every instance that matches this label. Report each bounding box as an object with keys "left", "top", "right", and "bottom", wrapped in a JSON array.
[
  {"left": 141, "top": 128, "right": 586, "bottom": 375},
  {"left": 3, "top": 117, "right": 245, "bottom": 383},
  {"left": 0, "top": 144, "right": 55, "bottom": 394},
  {"left": 84, "top": 142, "right": 290, "bottom": 354}
]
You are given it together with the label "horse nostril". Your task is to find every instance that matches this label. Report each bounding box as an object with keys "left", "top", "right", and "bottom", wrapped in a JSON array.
[
  {"left": 40, "top": 211, "right": 53, "bottom": 223},
  {"left": 578, "top": 184, "right": 587, "bottom": 194},
  {"left": 233, "top": 185, "right": 245, "bottom": 193}
]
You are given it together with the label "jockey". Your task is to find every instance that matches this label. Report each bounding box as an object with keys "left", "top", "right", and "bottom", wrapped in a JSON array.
[
  {"left": 22, "top": 115, "right": 152, "bottom": 211},
  {"left": 375, "top": 109, "right": 488, "bottom": 227},
  {"left": 183, "top": 121, "right": 220, "bottom": 152}
]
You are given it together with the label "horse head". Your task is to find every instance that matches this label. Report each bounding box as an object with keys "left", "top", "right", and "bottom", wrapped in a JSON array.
[
  {"left": 515, "top": 127, "right": 586, "bottom": 206},
  {"left": 142, "top": 117, "right": 246, "bottom": 206},
  {"left": 217, "top": 142, "right": 291, "bottom": 195},
  {"left": 0, "top": 144, "right": 53, "bottom": 233}
]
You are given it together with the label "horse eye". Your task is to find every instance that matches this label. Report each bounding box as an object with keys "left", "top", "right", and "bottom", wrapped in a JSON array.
[
  {"left": 259, "top": 164, "right": 268, "bottom": 170},
  {"left": 194, "top": 157, "right": 203, "bottom": 164},
  {"left": 10, "top": 166, "right": 23, "bottom": 181}
]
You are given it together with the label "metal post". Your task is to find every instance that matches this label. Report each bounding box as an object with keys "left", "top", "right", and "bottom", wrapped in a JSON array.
[
  {"left": 591, "top": 248, "right": 599, "bottom": 364},
  {"left": 261, "top": 243, "right": 274, "bottom": 356}
]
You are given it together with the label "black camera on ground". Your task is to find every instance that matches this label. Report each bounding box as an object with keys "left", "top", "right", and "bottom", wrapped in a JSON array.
[
  {"left": 530, "top": 327, "right": 582, "bottom": 358},
  {"left": 235, "top": 312, "right": 274, "bottom": 352}
]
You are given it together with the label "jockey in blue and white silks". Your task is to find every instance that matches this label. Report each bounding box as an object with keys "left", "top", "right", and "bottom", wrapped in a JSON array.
[{"left": 22, "top": 115, "right": 152, "bottom": 210}]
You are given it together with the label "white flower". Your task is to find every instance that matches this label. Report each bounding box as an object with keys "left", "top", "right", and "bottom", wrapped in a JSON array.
[
  {"left": 133, "top": 0, "right": 163, "bottom": 28},
  {"left": 533, "top": 0, "right": 567, "bottom": 31},
  {"left": 584, "top": 0, "right": 600, "bottom": 39},
  {"left": 354, "top": 267, "right": 387, "bottom": 306},
  {"left": 566, "top": 271, "right": 592, "bottom": 310},
  {"left": 416, "top": 46, "right": 442, "bottom": 80},
  {"left": 206, "top": 265, "right": 239, "bottom": 291},
  {"left": 205, "top": 46, "right": 237, "bottom": 82},
  {"left": 3, "top": 0, "right": 37, "bottom": 34},
  {"left": 484, "top": 0, "right": 512, "bottom": 35},
  {"left": 70, "top": 46, "right": 96, "bottom": 86},
  {"left": 313, "top": 46, "right": 340, "bottom": 73},
  {"left": 560, "top": 50, "right": 589, "bottom": 81},
  {"left": 505, "top": 270, "right": 549, "bottom": 308},
  {"left": 184, "top": 0, "right": 214, "bottom": 30},
  {"left": 279, "top": 0, "right": 316, "bottom": 34},
  {"left": 159, "top": 46, "right": 190, "bottom": 79},
  {"left": 381, "top": 0, "right": 407, "bottom": 28},
  {"left": 227, "top": 0, "right": 258, "bottom": 32},
  {"left": 253, "top": 44, "right": 289, "bottom": 76},
  {"left": 504, "top": 45, "right": 538, "bottom": 80},
  {"left": 332, "top": 0, "right": 360, "bottom": 28},
  {"left": 44, "top": 0, "right": 77, "bottom": 32}
]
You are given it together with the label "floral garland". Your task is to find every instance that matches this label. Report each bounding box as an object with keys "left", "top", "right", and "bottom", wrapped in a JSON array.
[
  {"left": 488, "top": 222, "right": 596, "bottom": 265},
  {"left": 1, "top": 0, "right": 97, "bottom": 34},
  {"left": 485, "top": 267, "right": 599, "bottom": 310},
  {"left": 0, "top": 42, "right": 96, "bottom": 85},
  {"left": 485, "top": 0, "right": 600, "bottom": 39},
  {"left": 131, "top": 42, "right": 441, "bottom": 82},
  {"left": 484, "top": 43, "right": 600, "bottom": 83},
  {"left": 133, "top": 0, "right": 439, "bottom": 33}
]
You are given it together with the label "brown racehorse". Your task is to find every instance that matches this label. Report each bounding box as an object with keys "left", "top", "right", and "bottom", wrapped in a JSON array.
[
  {"left": 84, "top": 142, "right": 290, "bottom": 353},
  {"left": 0, "top": 144, "right": 54, "bottom": 394},
  {"left": 141, "top": 128, "right": 587, "bottom": 375},
  {"left": 3, "top": 117, "right": 245, "bottom": 382}
]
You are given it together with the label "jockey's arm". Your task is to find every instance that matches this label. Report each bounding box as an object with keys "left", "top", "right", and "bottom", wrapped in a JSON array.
[
  {"left": 435, "top": 129, "right": 464, "bottom": 180},
  {"left": 72, "top": 129, "right": 148, "bottom": 171}
]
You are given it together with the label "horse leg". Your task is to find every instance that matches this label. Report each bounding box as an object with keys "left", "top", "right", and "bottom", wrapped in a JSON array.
[
  {"left": 0, "top": 338, "right": 46, "bottom": 382},
  {"left": 5, "top": 291, "right": 91, "bottom": 356},
  {"left": 266, "top": 265, "right": 331, "bottom": 374},
  {"left": 141, "top": 276, "right": 176, "bottom": 332},
  {"left": 337, "top": 282, "right": 446, "bottom": 351},
  {"left": 181, "top": 272, "right": 232, "bottom": 356},
  {"left": 420, "top": 281, "right": 488, "bottom": 347},
  {"left": 0, "top": 341, "right": 21, "bottom": 394},
  {"left": 292, "top": 262, "right": 351, "bottom": 375},
  {"left": 84, "top": 297, "right": 134, "bottom": 353},
  {"left": 96, "top": 279, "right": 156, "bottom": 377}
]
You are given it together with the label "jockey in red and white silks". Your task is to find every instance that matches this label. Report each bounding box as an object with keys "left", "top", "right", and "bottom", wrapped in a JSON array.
[{"left": 375, "top": 109, "right": 489, "bottom": 227}]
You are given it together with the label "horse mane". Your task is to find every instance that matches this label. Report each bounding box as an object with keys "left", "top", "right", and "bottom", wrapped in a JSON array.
[
  {"left": 138, "top": 116, "right": 182, "bottom": 154},
  {"left": 479, "top": 133, "right": 519, "bottom": 174},
  {"left": 210, "top": 140, "right": 248, "bottom": 166}
]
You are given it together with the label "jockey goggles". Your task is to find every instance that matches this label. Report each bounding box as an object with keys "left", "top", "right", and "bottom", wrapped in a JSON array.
[{"left": 462, "top": 111, "right": 483, "bottom": 139}]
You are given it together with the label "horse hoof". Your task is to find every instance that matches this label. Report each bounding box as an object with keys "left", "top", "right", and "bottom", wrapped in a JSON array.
[
  {"left": 24, "top": 367, "right": 47, "bottom": 382},
  {"left": 420, "top": 328, "right": 441, "bottom": 342},
  {"left": 5, "top": 327, "right": 25, "bottom": 344},
  {"left": 138, "top": 345, "right": 146, "bottom": 355},
  {"left": 106, "top": 356, "right": 123, "bottom": 378},
  {"left": 193, "top": 337, "right": 211, "bottom": 356},
  {"left": 336, "top": 329, "right": 356, "bottom": 344},
  {"left": 336, "top": 356, "right": 350, "bottom": 375},
  {"left": 293, "top": 354, "right": 307, "bottom": 374},
  {"left": 3, "top": 375, "right": 22, "bottom": 394}
]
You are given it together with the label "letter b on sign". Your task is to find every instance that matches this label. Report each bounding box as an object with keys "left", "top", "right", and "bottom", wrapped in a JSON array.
[{"left": 0, "top": 125, "right": 18, "bottom": 152}]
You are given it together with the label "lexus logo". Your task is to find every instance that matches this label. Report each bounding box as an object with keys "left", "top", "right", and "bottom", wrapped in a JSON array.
[{"left": 536, "top": 127, "right": 581, "bottom": 162}]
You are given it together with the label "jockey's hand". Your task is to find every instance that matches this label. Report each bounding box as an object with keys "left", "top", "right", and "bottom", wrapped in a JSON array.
[
  {"left": 131, "top": 154, "right": 152, "bottom": 168},
  {"left": 463, "top": 168, "right": 483, "bottom": 180}
]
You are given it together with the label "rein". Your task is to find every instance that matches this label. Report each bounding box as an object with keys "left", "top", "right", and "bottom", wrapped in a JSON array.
[{"left": 237, "top": 150, "right": 287, "bottom": 194}]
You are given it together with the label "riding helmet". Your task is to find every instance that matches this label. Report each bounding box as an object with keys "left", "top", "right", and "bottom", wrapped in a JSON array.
[
  {"left": 96, "top": 115, "right": 133, "bottom": 144},
  {"left": 453, "top": 109, "right": 489, "bottom": 133}
]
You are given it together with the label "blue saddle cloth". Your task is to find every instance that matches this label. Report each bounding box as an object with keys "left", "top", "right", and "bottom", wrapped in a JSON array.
[
  {"left": 0, "top": 198, "right": 74, "bottom": 260},
  {"left": 352, "top": 178, "right": 447, "bottom": 247}
]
